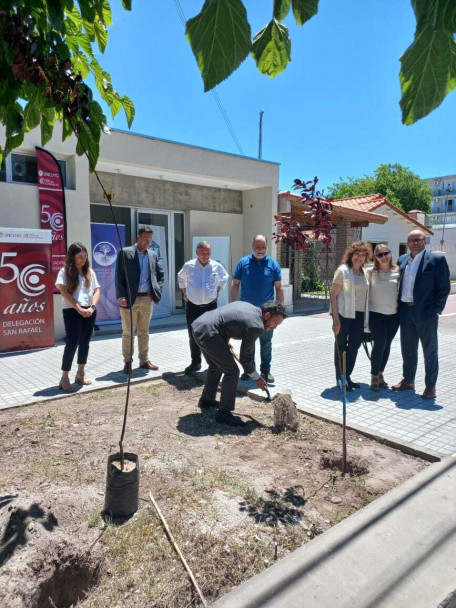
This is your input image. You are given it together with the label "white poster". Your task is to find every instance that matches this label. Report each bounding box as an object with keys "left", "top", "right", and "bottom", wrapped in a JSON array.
[
  {"left": 139, "top": 224, "right": 172, "bottom": 318},
  {"left": 192, "top": 236, "right": 231, "bottom": 307}
]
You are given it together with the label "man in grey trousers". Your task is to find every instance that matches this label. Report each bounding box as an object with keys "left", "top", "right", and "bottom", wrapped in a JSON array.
[{"left": 192, "top": 300, "right": 287, "bottom": 427}]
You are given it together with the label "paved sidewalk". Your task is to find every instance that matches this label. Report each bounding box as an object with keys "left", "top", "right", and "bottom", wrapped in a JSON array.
[{"left": 1, "top": 311, "right": 456, "bottom": 458}]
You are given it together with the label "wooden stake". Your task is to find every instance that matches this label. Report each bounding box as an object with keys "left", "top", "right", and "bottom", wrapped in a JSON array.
[
  {"left": 342, "top": 351, "right": 347, "bottom": 476},
  {"left": 149, "top": 492, "right": 208, "bottom": 608}
]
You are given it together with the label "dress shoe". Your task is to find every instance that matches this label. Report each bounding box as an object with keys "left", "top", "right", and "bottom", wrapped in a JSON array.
[
  {"left": 347, "top": 378, "right": 360, "bottom": 389},
  {"left": 198, "top": 397, "right": 218, "bottom": 409},
  {"left": 370, "top": 375, "right": 380, "bottom": 392},
  {"left": 215, "top": 411, "right": 247, "bottom": 427},
  {"left": 140, "top": 361, "right": 159, "bottom": 371},
  {"left": 185, "top": 362, "right": 202, "bottom": 374},
  {"left": 422, "top": 387, "right": 436, "bottom": 400},
  {"left": 123, "top": 361, "right": 132, "bottom": 374},
  {"left": 240, "top": 372, "right": 251, "bottom": 381},
  {"left": 261, "top": 371, "right": 275, "bottom": 383},
  {"left": 392, "top": 379, "right": 415, "bottom": 391}
]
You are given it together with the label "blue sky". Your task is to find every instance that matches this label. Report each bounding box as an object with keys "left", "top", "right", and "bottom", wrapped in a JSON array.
[{"left": 98, "top": 1, "right": 456, "bottom": 193}]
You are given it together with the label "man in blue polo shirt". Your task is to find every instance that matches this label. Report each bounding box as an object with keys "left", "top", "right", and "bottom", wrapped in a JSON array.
[{"left": 230, "top": 235, "right": 284, "bottom": 383}]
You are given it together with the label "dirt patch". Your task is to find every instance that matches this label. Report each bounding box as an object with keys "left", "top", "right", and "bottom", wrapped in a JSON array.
[{"left": 0, "top": 374, "right": 427, "bottom": 607}]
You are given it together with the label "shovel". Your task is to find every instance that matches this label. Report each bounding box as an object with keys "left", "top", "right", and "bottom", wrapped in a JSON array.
[{"left": 228, "top": 343, "right": 271, "bottom": 401}]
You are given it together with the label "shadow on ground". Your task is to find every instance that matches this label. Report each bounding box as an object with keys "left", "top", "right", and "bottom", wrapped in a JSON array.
[
  {"left": 320, "top": 385, "right": 443, "bottom": 411},
  {"left": 0, "top": 500, "right": 58, "bottom": 566},
  {"left": 177, "top": 411, "right": 263, "bottom": 437}
]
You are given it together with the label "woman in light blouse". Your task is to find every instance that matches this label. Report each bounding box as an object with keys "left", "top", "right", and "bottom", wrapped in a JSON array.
[
  {"left": 367, "top": 244, "right": 400, "bottom": 391},
  {"left": 330, "top": 241, "right": 370, "bottom": 391},
  {"left": 55, "top": 243, "right": 100, "bottom": 392}
]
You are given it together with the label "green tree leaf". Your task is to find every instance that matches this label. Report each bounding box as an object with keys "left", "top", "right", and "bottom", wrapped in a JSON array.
[
  {"left": 120, "top": 0, "right": 132, "bottom": 10},
  {"left": 186, "top": 0, "right": 251, "bottom": 91},
  {"left": 412, "top": 0, "right": 456, "bottom": 32},
  {"left": 5, "top": 103, "right": 25, "bottom": 154},
  {"left": 41, "top": 108, "right": 56, "bottom": 146},
  {"left": 94, "top": 21, "right": 108, "bottom": 53},
  {"left": 252, "top": 19, "right": 291, "bottom": 77},
  {"left": 292, "top": 0, "right": 319, "bottom": 26},
  {"left": 121, "top": 95, "right": 135, "bottom": 127},
  {"left": 400, "top": 24, "right": 456, "bottom": 124},
  {"left": 24, "top": 87, "right": 46, "bottom": 131},
  {"left": 274, "top": 0, "right": 291, "bottom": 21}
]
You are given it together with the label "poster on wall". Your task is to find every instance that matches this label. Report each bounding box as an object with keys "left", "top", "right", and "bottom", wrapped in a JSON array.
[
  {"left": 192, "top": 236, "right": 231, "bottom": 307},
  {"left": 138, "top": 224, "right": 172, "bottom": 317},
  {"left": 91, "top": 223, "right": 125, "bottom": 322},
  {"left": 36, "top": 147, "right": 67, "bottom": 293},
  {"left": 0, "top": 227, "right": 54, "bottom": 353}
]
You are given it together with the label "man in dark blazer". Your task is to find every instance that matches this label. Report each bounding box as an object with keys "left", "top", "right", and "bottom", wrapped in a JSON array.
[
  {"left": 392, "top": 229, "right": 450, "bottom": 399},
  {"left": 192, "top": 300, "right": 287, "bottom": 426},
  {"left": 115, "top": 227, "right": 165, "bottom": 373}
]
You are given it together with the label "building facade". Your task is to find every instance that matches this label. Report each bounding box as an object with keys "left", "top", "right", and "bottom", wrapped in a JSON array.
[{"left": 0, "top": 124, "right": 280, "bottom": 340}]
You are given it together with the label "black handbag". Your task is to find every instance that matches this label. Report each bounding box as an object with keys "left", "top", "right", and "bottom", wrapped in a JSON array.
[{"left": 362, "top": 332, "right": 373, "bottom": 359}]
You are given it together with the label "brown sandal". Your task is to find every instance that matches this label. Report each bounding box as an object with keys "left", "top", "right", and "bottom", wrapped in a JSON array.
[
  {"left": 74, "top": 374, "right": 93, "bottom": 386},
  {"left": 59, "top": 377, "right": 76, "bottom": 392},
  {"left": 378, "top": 373, "right": 389, "bottom": 389},
  {"left": 370, "top": 375, "right": 380, "bottom": 391}
]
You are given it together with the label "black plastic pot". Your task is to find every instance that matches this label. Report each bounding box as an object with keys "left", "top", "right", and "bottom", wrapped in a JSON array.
[{"left": 104, "top": 452, "right": 139, "bottom": 518}]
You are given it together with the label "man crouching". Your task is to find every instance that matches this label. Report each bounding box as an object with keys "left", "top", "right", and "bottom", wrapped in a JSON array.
[{"left": 192, "top": 300, "right": 287, "bottom": 427}]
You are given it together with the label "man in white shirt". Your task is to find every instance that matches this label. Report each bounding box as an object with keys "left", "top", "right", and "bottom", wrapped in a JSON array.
[
  {"left": 393, "top": 230, "right": 450, "bottom": 399},
  {"left": 178, "top": 241, "right": 229, "bottom": 373}
]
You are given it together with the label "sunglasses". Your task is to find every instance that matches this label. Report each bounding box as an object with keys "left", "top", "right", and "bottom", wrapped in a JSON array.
[
  {"left": 376, "top": 251, "right": 391, "bottom": 259},
  {"left": 407, "top": 238, "right": 424, "bottom": 243}
]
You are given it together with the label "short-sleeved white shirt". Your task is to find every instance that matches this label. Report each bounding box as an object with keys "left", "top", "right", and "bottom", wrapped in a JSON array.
[{"left": 55, "top": 268, "right": 100, "bottom": 309}]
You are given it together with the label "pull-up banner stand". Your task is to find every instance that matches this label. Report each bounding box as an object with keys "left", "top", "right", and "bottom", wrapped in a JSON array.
[
  {"left": 36, "top": 146, "right": 67, "bottom": 293},
  {"left": 0, "top": 227, "right": 54, "bottom": 353}
]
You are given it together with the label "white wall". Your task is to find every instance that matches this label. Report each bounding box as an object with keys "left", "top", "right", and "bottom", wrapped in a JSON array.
[
  {"left": 242, "top": 186, "right": 278, "bottom": 259},
  {"left": 429, "top": 227, "right": 456, "bottom": 279},
  {"left": 362, "top": 204, "right": 427, "bottom": 260},
  {"left": 189, "top": 210, "right": 243, "bottom": 276}
]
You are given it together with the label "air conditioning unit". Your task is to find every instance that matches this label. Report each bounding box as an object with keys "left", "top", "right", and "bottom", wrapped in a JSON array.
[{"left": 13, "top": 159, "right": 26, "bottom": 177}]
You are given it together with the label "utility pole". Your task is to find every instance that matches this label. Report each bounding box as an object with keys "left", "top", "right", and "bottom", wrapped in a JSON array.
[{"left": 258, "top": 109, "right": 264, "bottom": 159}]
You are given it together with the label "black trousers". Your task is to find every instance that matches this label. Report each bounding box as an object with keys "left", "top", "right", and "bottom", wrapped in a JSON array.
[
  {"left": 61, "top": 308, "right": 97, "bottom": 371},
  {"left": 186, "top": 299, "right": 217, "bottom": 364},
  {"left": 369, "top": 311, "right": 399, "bottom": 375},
  {"left": 399, "top": 303, "right": 439, "bottom": 388},
  {"left": 194, "top": 334, "right": 239, "bottom": 412},
  {"left": 334, "top": 312, "right": 364, "bottom": 381}
]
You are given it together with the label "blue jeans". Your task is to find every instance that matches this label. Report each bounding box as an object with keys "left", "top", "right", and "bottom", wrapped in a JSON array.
[
  {"left": 258, "top": 329, "right": 273, "bottom": 374},
  {"left": 399, "top": 303, "right": 439, "bottom": 388}
]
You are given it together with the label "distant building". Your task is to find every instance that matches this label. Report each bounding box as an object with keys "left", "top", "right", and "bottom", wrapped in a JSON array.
[{"left": 424, "top": 175, "right": 456, "bottom": 278}]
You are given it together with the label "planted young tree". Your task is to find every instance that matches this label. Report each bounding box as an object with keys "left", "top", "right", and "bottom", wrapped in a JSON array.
[{"left": 274, "top": 178, "right": 348, "bottom": 473}]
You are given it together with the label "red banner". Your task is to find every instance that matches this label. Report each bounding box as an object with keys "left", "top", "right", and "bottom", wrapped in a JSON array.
[
  {"left": 0, "top": 228, "right": 54, "bottom": 353},
  {"left": 36, "top": 146, "right": 67, "bottom": 292}
]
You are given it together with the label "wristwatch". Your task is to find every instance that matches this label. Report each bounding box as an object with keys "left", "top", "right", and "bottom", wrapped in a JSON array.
[{"left": 91, "top": 305, "right": 96, "bottom": 311}]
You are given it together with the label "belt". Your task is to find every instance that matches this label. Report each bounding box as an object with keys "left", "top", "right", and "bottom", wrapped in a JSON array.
[
  {"left": 137, "top": 292, "right": 151, "bottom": 297},
  {"left": 188, "top": 299, "right": 217, "bottom": 307},
  {"left": 401, "top": 301, "right": 414, "bottom": 307}
]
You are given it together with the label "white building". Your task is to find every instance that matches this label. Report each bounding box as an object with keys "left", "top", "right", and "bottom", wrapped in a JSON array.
[{"left": 0, "top": 124, "right": 280, "bottom": 339}]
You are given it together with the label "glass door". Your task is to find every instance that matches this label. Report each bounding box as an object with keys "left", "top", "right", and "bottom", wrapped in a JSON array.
[{"left": 136, "top": 210, "right": 185, "bottom": 315}]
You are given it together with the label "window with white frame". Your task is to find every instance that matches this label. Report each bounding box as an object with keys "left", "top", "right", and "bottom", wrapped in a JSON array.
[{"left": 0, "top": 152, "right": 71, "bottom": 188}]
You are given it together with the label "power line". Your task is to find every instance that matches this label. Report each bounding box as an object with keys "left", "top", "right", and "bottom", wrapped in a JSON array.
[{"left": 172, "top": 0, "right": 245, "bottom": 155}]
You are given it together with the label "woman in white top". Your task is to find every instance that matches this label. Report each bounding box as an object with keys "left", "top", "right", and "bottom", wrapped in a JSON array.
[
  {"left": 367, "top": 244, "right": 400, "bottom": 391},
  {"left": 330, "top": 241, "right": 370, "bottom": 391},
  {"left": 55, "top": 243, "right": 100, "bottom": 392}
]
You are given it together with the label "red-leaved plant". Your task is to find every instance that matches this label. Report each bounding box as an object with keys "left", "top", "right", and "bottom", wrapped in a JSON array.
[{"left": 273, "top": 177, "right": 334, "bottom": 296}]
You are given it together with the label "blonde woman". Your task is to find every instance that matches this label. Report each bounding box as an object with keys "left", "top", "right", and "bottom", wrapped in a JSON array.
[
  {"left": 367, "top": 244, "right": 400, "bottom": 391},
  {"left": 330, "top": 241, "right": 370, "bottom": 391},
  {"left": 55, "top": 243, "right": 100, "bottom": 392}
]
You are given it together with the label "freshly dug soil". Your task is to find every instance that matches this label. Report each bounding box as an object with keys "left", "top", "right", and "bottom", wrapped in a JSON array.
[{"left": 0, "top": 373, "right": 427, "bottom": 607}]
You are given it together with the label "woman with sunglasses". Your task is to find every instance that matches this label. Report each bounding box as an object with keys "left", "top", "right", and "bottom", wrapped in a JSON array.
[
  {"left": 330, "top": 241, "right": 370, "bottom": 391},
  {"left": 55, "top": 243, "right": 100, "bottom": 392},
  {"left": 367, "top": 244, "right": 400, "bottom": 391}
]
